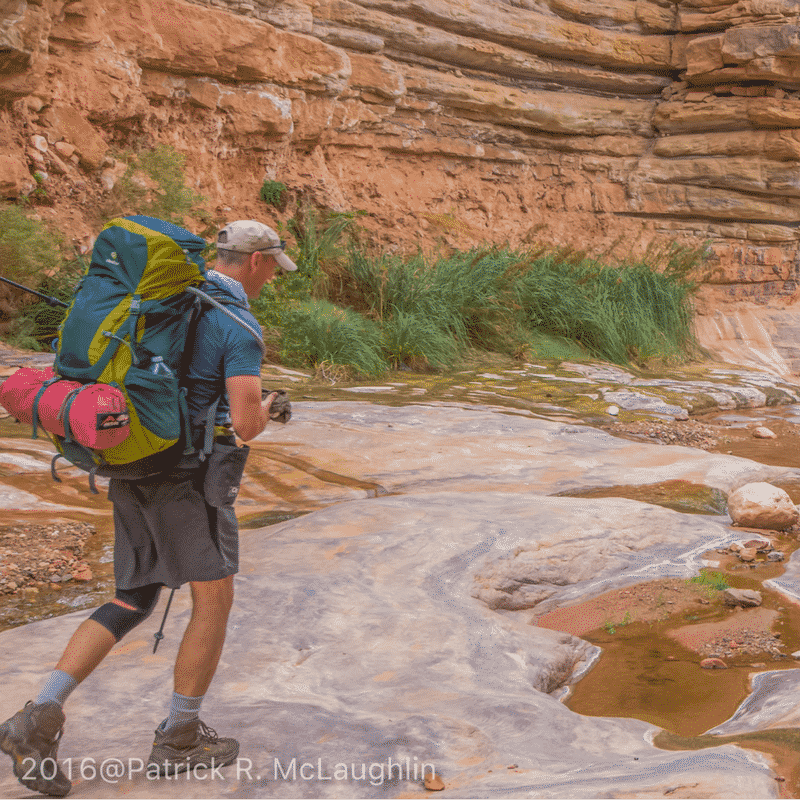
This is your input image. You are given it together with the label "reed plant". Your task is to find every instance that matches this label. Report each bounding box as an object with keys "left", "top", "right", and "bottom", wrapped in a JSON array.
[
  {"left": 279, "top": 299, "right": 387, "bottom": 376},
  {"left": 251, "top": 208, "right": 362, "bottom": 330},
  {"left": 513, "top": 249, "right": 697, "bottom": 364},
  {"left": 380, "top": 309, "right": 458, "bottom": 370},
  {"left": 253, "top": 236, "right": 702, "bottom": 375}
]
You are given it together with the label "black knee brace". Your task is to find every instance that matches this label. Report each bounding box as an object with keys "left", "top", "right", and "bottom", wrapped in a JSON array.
[{"left": 89, "top": 583, "right": 163, "bottom": 641}]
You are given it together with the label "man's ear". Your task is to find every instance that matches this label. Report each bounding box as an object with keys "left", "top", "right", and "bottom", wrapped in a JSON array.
[{"left": 247, "top": 251, "right": 262, "bottom": 276}]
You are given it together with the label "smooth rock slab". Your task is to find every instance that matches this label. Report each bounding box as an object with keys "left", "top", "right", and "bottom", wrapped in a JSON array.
[
  {"left": 708, "top": 669, "right": 800, "bottom": 735},
  {"left": 0, "top": 401, "right": 794, "bottom": 798},
  {"left": 601, "top": 389, "right": 686, "bottom": 417},
  {"left": 261, "top": 402, "right": 797, "bottom": 498},
  {"left": 0, "top": 492, "right": 781, "bottom": 798}
]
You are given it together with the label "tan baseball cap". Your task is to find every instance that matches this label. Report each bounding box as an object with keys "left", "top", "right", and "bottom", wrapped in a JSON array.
[{"left": 217, "top": 220, "right": 298, "bottom": 272}]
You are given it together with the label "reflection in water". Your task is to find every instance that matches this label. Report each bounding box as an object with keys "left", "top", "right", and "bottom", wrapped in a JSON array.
[
  {"left": 566, "top": 578, "right": 800, "bottom": 738},
  {"left": 567, "top": 623, "right": 753, "bottom": 737},
  {"left": 705, "top": 406, "right": 800, "bottom": 472},
  {"left": 555, "top": 479, "right": 728, "bottom": 516},
  {"left": 239, "top": 510, "right": 307, "bottom": 530}
]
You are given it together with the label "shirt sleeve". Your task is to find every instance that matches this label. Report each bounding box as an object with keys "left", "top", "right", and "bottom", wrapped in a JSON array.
[{"left": 221, "top": 310, "right": 263, "bottom": 379}]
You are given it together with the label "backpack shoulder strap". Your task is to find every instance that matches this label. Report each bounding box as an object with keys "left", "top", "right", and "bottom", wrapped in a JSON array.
[{"left": 186, "top": 286, "right": 266, "bottom": 357}]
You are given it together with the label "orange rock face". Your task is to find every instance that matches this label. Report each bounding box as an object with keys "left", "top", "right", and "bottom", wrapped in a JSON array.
[{"left": 4, "top": 0, "right": 800, "bottom": 312}]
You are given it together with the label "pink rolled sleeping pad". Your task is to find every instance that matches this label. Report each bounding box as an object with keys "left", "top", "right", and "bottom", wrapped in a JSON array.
[{"left": 0, "top": 366, "right": 130, "bottom": 449}]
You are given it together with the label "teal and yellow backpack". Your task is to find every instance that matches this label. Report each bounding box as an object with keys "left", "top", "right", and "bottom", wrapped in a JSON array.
[{"left": 51, "top": 215, "right": 263, "bottom": 490}]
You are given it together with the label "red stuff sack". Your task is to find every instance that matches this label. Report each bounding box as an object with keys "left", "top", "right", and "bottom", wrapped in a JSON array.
[{"left": 0, "top": 366, "right": 130, "bottom": 449}]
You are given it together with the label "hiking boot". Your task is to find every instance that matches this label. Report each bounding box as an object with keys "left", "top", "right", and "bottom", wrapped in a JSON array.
[
  {"left": 0, "top": 700, "right": 71, "bottom": 797},
  {"left": 147, "top": 718, "right": 239, "bottom": 776}
]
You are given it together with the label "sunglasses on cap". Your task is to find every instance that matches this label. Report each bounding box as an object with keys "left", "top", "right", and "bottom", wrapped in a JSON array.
[{"left": 261, "top": 240, "right": 287, "bottom": 253}]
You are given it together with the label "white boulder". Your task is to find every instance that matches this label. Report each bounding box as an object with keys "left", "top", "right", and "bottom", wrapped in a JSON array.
[{"left": 727, "top": 481, "right": 799, "bottom": 530}]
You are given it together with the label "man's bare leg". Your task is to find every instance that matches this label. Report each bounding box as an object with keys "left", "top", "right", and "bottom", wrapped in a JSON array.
[
  {"left": 54, "top": 617, "right": 119, "bottom": 683},
  {"left": 147, "top": 575, "right": 238, "bottom": 774},
  {"left": 174, "top": 576, "right": 234, "bottom": 697},
  {"left": 0, "top": 609, "right": 123, "bottom": 798}
]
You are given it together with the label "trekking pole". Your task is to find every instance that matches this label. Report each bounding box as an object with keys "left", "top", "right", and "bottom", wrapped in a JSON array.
[
  {"left": 0, "top": 275, "right": 68, "bottom": 307},
  {"left": 152, "top": 588, "right": 176, "bottom": 653}
]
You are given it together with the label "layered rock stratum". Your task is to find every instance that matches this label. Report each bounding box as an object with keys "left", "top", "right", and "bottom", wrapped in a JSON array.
[{"left": 5, "top": 0, "right": 800, "bottom": 317}]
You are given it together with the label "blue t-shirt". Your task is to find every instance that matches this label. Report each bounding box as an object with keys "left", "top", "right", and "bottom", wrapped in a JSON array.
[{"left": 184, "top": 271, "right": 263, "bottom": 428}]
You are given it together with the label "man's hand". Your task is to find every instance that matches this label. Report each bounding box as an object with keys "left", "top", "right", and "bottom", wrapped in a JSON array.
[{"left": 261, "top": 388, "right": 292, "bottom": 423}]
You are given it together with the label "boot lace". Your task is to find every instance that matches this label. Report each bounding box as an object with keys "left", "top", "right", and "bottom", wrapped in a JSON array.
[{"left": 197, "top": 721, "right": 219, "bottom": 743}]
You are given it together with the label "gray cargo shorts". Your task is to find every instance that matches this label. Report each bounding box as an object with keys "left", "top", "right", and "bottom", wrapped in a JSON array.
[{"left": 108, "top": 460, "right": 239, "bottom": 590}]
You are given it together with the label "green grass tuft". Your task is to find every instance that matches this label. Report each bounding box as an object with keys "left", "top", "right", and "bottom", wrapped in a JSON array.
[
  {"left": 687, "top": 571, "right": 729, "bottom": 591},
  {"left": 381, "top": 309, "right": 458, "bottom": 370},
  {"left": 0, "top": 205, "right": 67, "bottom": 349},
  {"left": 0, "top": 205, "right": 64, "bottom": 284}
]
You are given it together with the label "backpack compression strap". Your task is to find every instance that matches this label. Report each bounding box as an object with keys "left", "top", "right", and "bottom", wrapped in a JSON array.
[{"left": 31, "top": 376, "right": 62, "bottom": 439}]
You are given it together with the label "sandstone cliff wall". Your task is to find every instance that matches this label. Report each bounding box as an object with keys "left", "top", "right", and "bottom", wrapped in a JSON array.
[{"left": 4, "top": 0, "right": 800, "bottom": 312}]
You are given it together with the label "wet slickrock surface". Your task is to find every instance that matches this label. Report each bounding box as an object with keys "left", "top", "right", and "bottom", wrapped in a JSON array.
[{"left": 3, "top": 353, "right": 800, "bottom": 796}]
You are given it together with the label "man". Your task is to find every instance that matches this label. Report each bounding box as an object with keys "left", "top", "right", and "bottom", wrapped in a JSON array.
[{"left": 0, "top": 220, "right": 297, "bottom": 797}]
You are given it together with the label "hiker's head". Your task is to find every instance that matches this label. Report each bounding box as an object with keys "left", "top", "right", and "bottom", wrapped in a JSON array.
[{"left": 215, "top": 220, "right": 298, "bottom": 298}]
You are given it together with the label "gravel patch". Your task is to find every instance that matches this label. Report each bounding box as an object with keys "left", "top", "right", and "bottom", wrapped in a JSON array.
[
  {"left": 601, "top": 419, "right": 721, "bottom": 449},
  {"left": 0, "top": 521, "right": 95, "bottom": 595}
]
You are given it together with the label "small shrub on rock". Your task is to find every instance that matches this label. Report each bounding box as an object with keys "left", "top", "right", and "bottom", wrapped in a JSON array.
[
  {"left": 260, "top": 180, "right": 288, "bottom": 208},
  {"left": 0, "top": 204, "right": 66, "bottom": 348}
]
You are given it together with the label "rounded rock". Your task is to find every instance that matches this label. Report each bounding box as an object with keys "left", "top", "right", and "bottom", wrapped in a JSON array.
[
  {"left": 752, "top": 426, "right": 777, "bottom": 439},
  {"left": 727, "top": 482, "right": 799, "bottom": 530},
  {"left": 723, "top": 587, "right": 762, "bottom": 607},
  {"left": 54, "top": 141, "right": 76, "bottom": 158},
  {"left": 30, "top": 134, "right": 48, "bottom": 153}
]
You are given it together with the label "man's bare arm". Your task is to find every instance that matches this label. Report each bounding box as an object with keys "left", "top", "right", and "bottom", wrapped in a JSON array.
[{"left": 226, "top": 375, "right": 276, "bottom": 442}]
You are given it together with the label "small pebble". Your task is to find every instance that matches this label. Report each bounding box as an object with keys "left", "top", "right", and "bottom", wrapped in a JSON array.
[
  {"left": 424, "top": 774, "right": 445, "bottom": 791},
  {"left": 752, "top": 426, "right": 777, "bottom": 439}
]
